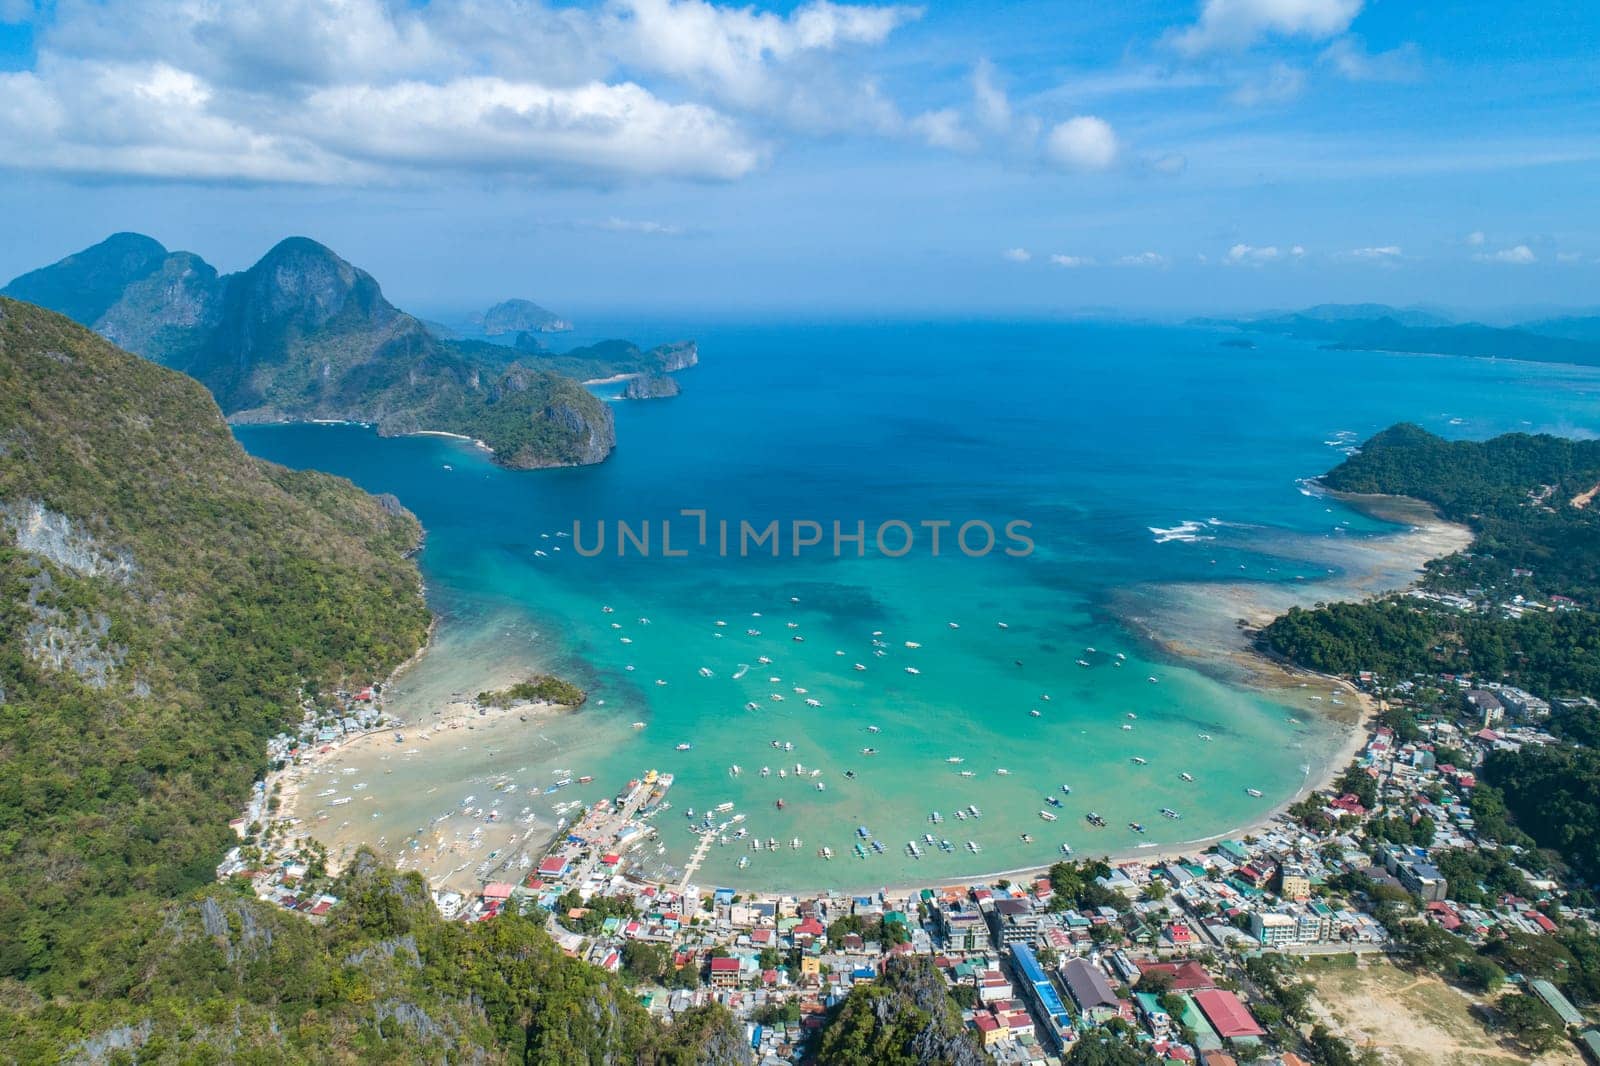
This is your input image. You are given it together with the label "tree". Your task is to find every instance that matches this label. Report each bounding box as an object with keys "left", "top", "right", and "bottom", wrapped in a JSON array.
[
  {"left": 1495, "top": 992, "right": 1563, "bottom": 1053},
  {"left": 1456, "top": 956, "right": 1505, "bottom": 993},
  {"left": 1063, "top": 1022, "right": 1163, "bottom": 1065}
]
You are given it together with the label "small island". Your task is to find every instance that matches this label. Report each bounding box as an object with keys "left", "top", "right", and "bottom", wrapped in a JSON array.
[
  {"left": 476, "top": 674, "right": 587, "bottom": 708},
  {"left": 622, "top": 372, "right": 681, "bottom": 400}
]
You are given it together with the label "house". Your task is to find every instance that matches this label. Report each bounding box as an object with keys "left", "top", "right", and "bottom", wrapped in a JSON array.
[
  {"left": 709, "top": 956, "right": 741, "bottom": 989},
  {"left": 1061, "top": 957, "right": 1119, "bottom": 1020},
  {"left": 1137, "top": 960, "right": 1214, "bottom": 992},
  {"left": 1276, "top": 864, "right": 1312, "bottom": 901},
  {"left": 1193, "top": 989, "right": 1266, "bottom": 1040}
]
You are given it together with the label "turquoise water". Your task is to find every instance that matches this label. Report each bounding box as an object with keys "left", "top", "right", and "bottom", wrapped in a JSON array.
[{"left": 237, "top": 319, "right": 1600, "bottom": 891}]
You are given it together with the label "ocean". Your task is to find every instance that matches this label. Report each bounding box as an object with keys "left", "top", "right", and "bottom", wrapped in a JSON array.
[{"left": 236, "top": 317, "right": 1600, "bottom": 892}]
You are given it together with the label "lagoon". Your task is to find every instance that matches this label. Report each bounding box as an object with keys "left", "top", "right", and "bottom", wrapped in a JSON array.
[{"left": 237, "top": 317, "right": 1600, "bottom": 892}]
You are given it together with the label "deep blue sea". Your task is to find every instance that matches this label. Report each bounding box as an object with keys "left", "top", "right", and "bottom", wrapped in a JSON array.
[{"left": 237, "top": 318, "right": 1600, "bottom": 891}]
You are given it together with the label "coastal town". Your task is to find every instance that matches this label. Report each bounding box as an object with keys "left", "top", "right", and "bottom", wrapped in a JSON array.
[{"left": 221, "top": 651, "right": 1600, "bottom": 1066}]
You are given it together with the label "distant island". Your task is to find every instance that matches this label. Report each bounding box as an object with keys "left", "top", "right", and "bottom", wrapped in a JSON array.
[
  {"left": 473, "top": 297, "right": 573, "bottom": 335},
  {"left": 0, "top": 233, "right": 698, "bottom": 469},
  {"left": 1197, "top": 303, "right": 1600, "bottom": 367}
]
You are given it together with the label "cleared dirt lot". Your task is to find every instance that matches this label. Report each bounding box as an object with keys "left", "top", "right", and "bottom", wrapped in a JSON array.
[{"left": 1303, "top": 954, "right": 1581, "bottom": 1066}]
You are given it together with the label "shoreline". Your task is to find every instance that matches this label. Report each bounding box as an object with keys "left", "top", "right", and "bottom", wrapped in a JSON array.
[
  {"left": 581, "top": 371, "right": 641, "bottom": 386},
  {"left": 256, "top": 488, "right": 1464, "bottom": 903},
  {"left": 660, "top": 490, "right": 1461, "bottom": 898}
]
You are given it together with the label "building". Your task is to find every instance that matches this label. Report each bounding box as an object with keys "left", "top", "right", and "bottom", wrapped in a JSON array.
[
  {"left": 1192, "top": 989, "right": 1266, "bottom": 1040},
  {"left": 1250, "top": 912, "right": 1299, "bottom": 948},
  {"left": 988, "top": 898, "right": 1040, "bottom": 944},
  {"left": 1532, "top": 979, "right": 1585, "bottom": 1029},
  {"left": 709, "top": 956, "right": 741, "bottom": 989},
  {"left": 1061, "top": 957, "right": 1119, "bottom": 1021},
  {"left": 1011, "top": 944, "right": 1072, "bottom": 1047},
  {"left": 1277, "top": 863, "right": 1312, "bottom": 901},
  {"left": 1397, "top": 861, "right": 1448, "bottom": 903}
]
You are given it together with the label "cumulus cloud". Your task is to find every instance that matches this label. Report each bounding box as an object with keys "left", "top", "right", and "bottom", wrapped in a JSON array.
[
  {"left": 1557, "top": 251, "right": 1585, "bottom": 264},
  {"left": 1230, "top": 62, "right": 1306, "bottom": 105},
  {"left": 1464, "top": 230, "right": 1486, "bottom": 246},
  {"left": 0, "top": 0, "right": 929, "bottom": 185},
  {"left": 1319, "top": 35, "right": 1420, "bottom": 82},
  {"left": 1045, "top": 115, "right": 1119, "bottom": 171},
  {"left": 1225, "top": 243, "right": 1280, "bottom": 264},
  {"left": 1149, "top": 152, "right": 1188, "bottom": 175},
  {"left": 1117, "top": 251, "right": 1169, "bottom": 267},
  {"left": 1002, "top": 247, "right": 1032, "bottom": 263},
  {"left": 1290, "top": 244, "right": 1306, "bottom": 256},
  {"left": 1049, "top": 254, "right": 1095, "bottom": 268},
  {"left": 1474, "top": 244, "right": 1535, "bottom": 264},
  {"left": 1344, "top": 245, "right": 1402, "bottom": 260},
  {"left": 1169, "top": 0, "right": 1363, "bottom": 55}
]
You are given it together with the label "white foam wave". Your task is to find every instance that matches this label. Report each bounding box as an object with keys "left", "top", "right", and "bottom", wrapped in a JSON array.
[{"left": 1150, "top": 520, "right": 1216, "bottom": 544}]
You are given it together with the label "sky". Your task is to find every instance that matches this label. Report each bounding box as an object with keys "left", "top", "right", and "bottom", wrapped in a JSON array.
[{"left": 0, "top": 0, "right": 1597, "bottom": 317}]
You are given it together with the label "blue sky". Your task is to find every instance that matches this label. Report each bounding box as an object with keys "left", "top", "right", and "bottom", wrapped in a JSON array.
[{"left": 0, "top": 0, "right": 1596, "bottom": 316}]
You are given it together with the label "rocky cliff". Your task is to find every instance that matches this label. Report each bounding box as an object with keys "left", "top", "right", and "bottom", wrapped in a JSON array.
[
  {"left": 623, "top": 372, "right": 682, "bottom": 400},
  {"left": 4, "top": 235, "right": 619, "bottom": 469}
]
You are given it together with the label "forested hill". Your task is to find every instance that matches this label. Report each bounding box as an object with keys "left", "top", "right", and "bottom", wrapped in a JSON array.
[
  {"left": 2, "top": 234, "right": 618, "bottom": 470},
  {"left": 1322, "top": 423, "right": 1600, "bottom": 601},
  {"left": 0, "top": 300, "right": 742, "bottom": 1062}
]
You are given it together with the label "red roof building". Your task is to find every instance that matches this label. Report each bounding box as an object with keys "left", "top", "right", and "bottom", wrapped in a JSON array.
[
  {"left": 537, "top": 855, "right": 570, "bottom": 877},
  {"left": 482, "top": 882, "right": 514, "bottom": 902},
  {"left": 1138, "top": 960, "right": 1215, "bottom": 991},
  {"left": 1193, "top": 989, "right": 1266, "bottom": 1039}
]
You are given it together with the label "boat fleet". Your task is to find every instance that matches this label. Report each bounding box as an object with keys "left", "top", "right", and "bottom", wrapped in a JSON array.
[{"left": 593, "top": 604, "right": 1276, "bottom": 877}]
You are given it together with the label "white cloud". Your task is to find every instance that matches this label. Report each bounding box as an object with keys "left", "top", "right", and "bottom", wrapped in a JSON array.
[
  {"left": 1049, "top": 254, "right": 1094, "bottom": 268},
  {"left": 1170, "top": 0, "right": 1362, "bottom": 55},
  {"left": 1225, "top": 243, "right": 1280, "bottom": 264},
  {"left": 1556, "top": 251, "right": 1584, "bottom": 264},
  {"left": 1045, "top": 116, "right": 1119, "bottom": 171},
  {"left": 1002, "top": 247, "right": 1032, "bottom": 263},
  {"left": 596, "top": 216, "right": 688, "bottom": 236},
  {"left": 1150, "top": 152, "right": 1188, "bottom": 175},
  {"left": 1230, "top": 62, "right": 1306, "bottom": 105},
  {"left": 0, "top": 0, "right": 929, "bottom": 185},
  {"left": 1474, "top": 244, "right": 1535, "bottom": 264},
  {"left": 1320, "top": 36, "right": 1420, "bottom": 82},
  {"left": 972, "top": 58, "right": 1012, "bottom": 134},
  {"left": 1117, "top": 251, "right": 1169, "bottom": 267},
  {"left": 1464, "top": 230, "right": 1486, "bottom": 246},
  {"left": 1345, "top": 245, "right": 1402, "bottom": 259},
  {"left": 1290, "top": 244, "right": 1306, "bottom": 256},
  {"left": 908, "top": 108, "right": 974, "bottom": 151}
]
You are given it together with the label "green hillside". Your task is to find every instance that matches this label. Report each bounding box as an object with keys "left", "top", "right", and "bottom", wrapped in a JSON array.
[
  {"left": 3, "top": 235, "right": 618, "bottom": 469},
  {"left": 0, "top": 298, "right": 745, "bottom": 1062}
]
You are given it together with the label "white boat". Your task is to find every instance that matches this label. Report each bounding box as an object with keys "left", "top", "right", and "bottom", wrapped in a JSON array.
[
  {"left": 1060, "top": 843, "right": 1073, "bottom": 855},
  {"left": 757, "top": 656, "right": 772, "bottom": 665},
  {"left": 1246, "top": 787, "right": 1264, "bottom": 798},
  {"left": 854, "top": 663, "right": 867, "bottom": 671},
  {"left": 946, "top": 756, "right": 965, "bottom": 764},
  {"left": 698, "top": 667, "right": 713, "bottom": 678},
  {"left": 821, "top": 846, "right": 834, "bottom": 859},
  {"left": 1029, "top": 709, "right": 1041, "bottom": 718},
  {"left": 948, "top": 622, "right": 960, "bottom": 629},
  {"left": 995, "top": 768, "right": 1010, "bottom": 776},
  {"left": 905, "top": 641, "right": 921, "bottom": 649},
  {"left": 958, "top": 770, "right": 975, "bottom": 778},
  {"left": 1131, "top": 756, "right": 1147, "bottom": 765},
  {"left": 968, "top": 805, "right": 981, "bottom": 817},
  {"left": 631, "top": 721, "right": 646, "bottom": 730},
  {"left": 904, "top": 666, "right": 920, "bottom": 675},
  {"left": 675, "top": 742, "right": 693, "bottom": 751},
  {"left": 791, "top": 838, "right": 802, "bottom": 849},
  {"left": 1122, "top": 723, "right": 1133, "bottom": 731},
  {"left": 866, "top": 725, "right": 881, "bottom": 733},
  {"left": 996, "top": 621, "right": 1008, "bottom": 628},
  {"left": 1038, "top": 810, "right": 1057, "bottom": 822},
  {"left": 816, "top": 781, "right": 825, "bottom": 791},
  {"left": 1180, "top": 772, "right": 1194, "bottom": 782},
  {"left": 738, "top": 856, "right": 750, "bottom": 868},
  {"left": 805, "top": 698, "right": 821, "bottom": 707}
]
